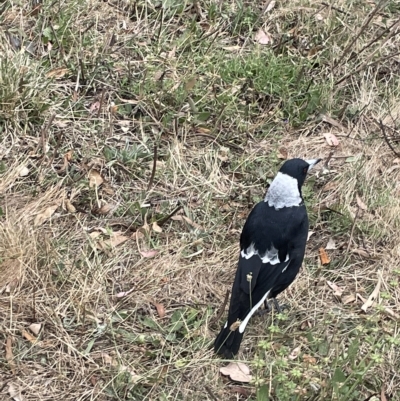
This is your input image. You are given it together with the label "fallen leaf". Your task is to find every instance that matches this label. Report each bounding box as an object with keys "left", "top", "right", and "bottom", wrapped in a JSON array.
[
  {"left": 19, "top": 166, "right": 30, "bottom": 177},
  {"left": 264, "top": 0, "right": 276, "bottom": 12},
  {"left": 8, "top": 383, "right": 24, "bottom": 401},
  {"left": 342, "top": 294, "right": 356, "bottom": 304},
  {"left": 6, "top": 337, "right": 15, "bottom": 374},
  {"left": 89, "top": 231, "right": 102, "bottom": 239},
  {"left": 319, "top": 248, "right": 330, "bottom": 265},
  {"left": 65, "top": 199, "right": 76, "bottom": 213},
  {"left": 255, "top": 29, "right": 272, "bottom": 45},
  {"left": 22, "top": 329, "right": 37, "bottom": 344},
  {"left": 64, "top": 150, "right": 73, "bottom": 161},
  {"left": 220, "top": 362, "right": 252, "bottom": 383},
  {"left": 327, "top": 280, "right": 343, "bottom": 296},
  {"left": 140, "top": 249, "right": 159, "bottom": 258},
  {"left": 88, "top": 169, "right": 104, "bottom": 188},
  {"left": 95, "top": 203, "right": 113, "bottom": 215},
  {"left": 326, "top": 238, "right": 336, "bottom": 250},
  {"left": 322, "top": 181, "right": 338, "bottom": 191},
  {"left": 46, "top": 67, "right": 69, "bottom": 79},
  {"left": 323, "top": 132, "right": 340, "bottom": 147},
  {"left": 288, "top": 346, "right": 301, "bottom": 360},
  {"left": 153, "top": 302, "right": 166, "bottom": 318},
  {"left": 115, "top": 287, "right": 135, "bottom": 298},
  {"left": 29, "top": 323, "right": 42, "bottom": 335},
  {"left": 352, "top": 248, "right": 371, "bottom": 258},
  {"left": 131, "top": 231, "right": 145, "bottom": 240},
  {"left": 182, "top": 215, "right": 204, "bottom": 231},
  {"left": 303, "top": 354, "right": 317, "bottom": 365},
  {"left": 89, "top": 101, "right": 101, "bottom": 113},
  {"left": 277, "top": 147, "right": 288, "bottom": 159},
  {"left": 152, "top": 221, "right": 163, "bottom": 233},
  {"left": 99, "top": 232, "right": 129, "bottom": 249},
  {"left": 361, "top": 272, "right": 382, "bottom": 312},
  {"left": 34, "top": 204, "right": 58, "bottom": 226},
  {"left": 356, "top": 194, "right": 367, "bottom": 211},
  {"left": 357, "top": 293, "right": 399, "bottom": 319}
]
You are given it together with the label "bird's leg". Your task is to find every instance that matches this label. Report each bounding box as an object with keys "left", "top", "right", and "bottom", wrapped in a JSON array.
[{"left": 272, "top": 298, "right": 282, "bottom": 314}]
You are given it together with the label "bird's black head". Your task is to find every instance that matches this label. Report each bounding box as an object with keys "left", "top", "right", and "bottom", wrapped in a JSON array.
[{"left": 279, "top": 158, "right": 321, "bottom": 189}]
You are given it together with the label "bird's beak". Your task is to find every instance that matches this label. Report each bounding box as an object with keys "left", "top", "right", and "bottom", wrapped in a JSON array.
[{"left": 306, "top": 158, "right": 322, "bottom": 172}]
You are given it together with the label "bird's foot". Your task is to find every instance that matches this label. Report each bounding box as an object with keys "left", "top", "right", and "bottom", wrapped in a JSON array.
[{"left": 255, "top": 299, "right": 288, "bottom": 316}]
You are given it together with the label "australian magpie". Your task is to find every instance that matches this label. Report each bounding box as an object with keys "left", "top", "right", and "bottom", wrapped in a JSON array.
[{"left": 214, "top": 158, "right": 321, "bottom": 358}]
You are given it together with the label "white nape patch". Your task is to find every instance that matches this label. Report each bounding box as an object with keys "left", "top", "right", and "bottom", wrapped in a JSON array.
[
  {"left": 239, "top": 290, "right": 271, "bottom": 333},
  {"left": 240, "top": 243, "right": 288, "bottom": 265},
  {"left": 265, "top": 172, "right": 302, "bottom": 209}
]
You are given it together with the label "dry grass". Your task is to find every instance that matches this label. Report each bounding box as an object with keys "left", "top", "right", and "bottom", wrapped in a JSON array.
[{"left": 1, "top": 0, "right": 400, "bottom": 400}]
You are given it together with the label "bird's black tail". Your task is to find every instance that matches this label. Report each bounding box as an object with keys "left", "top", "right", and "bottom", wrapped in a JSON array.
[{"left": 214, "top": 323, "right": 244, "bottom": 359}]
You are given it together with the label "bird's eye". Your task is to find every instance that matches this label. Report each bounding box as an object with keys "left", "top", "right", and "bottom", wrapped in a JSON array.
[{"left": 303, "top": 167, "right": 308, "bottom": 174}]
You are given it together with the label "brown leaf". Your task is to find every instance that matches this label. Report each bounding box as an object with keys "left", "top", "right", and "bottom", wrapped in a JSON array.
[
  {"left": 6, "top": 337, "right": 15, "bottom": 374},
  {"left": 46, "top": 67, "right": 69, "bottom": 79},
  {"left": 356, "top": 194, "right": 367, "bottom": 210},
  {"left": 131, "top": 231, "right": 145, "bottom": 240},
  {"left": 288, "top": 345, "right": 301, "bottom": 360},
  {"left": 322, "top": 181, "right": 338, "bottom": 191},
  {"left": 182, "top": 215, "right": 204, "bottom": 231},
  {"left": 342, "top": 294, "right": 356, "bottom": 304},
  {"left": 89, "top": 101, "right": 101, "bottom": 113},
  {"left": 361, "top": 272, "right": 382, "bottom": 312},
  {"left": 140, "top": 249, "right": 159, "bottom": 258},
  {"left": 352, "top": 248, "right": 371, "bottom": 258},
  {"left": 277, "top": 147, "right": 288, "bottom": 159},
  {"left": 255, "top": 29, "right": 272, "bottom": 45},
  {"left": 22, "top": 329, "right": 37, "bottom": 344},
  {"left": 152, "top": 221, "right": 163, "bottom": 233},
  {"left": 107, "top": 232, "right": 129, "bottom": 248},
  {"left": 220, "top": 362, "right": 252, "bottom": 383},
  {"left": 323, "top": 132, "right": 340, "bottom": 147},
  {"left": 319, "top": 248, "right": 330, "bottom": 265},
  {"left": 88, "top": 169, "right": 104, "bottom": 188},
  {"left": 64, "top": 150, "right": 73, "bottom": 161},
  {"left": 95, "top": 203, "right": 113, "bottom": 215},
  {"left": 65, "top": 199, "right": 76, "bottom": 213},
  {"left": 34, "top": 204, "right": 58, "bottom": 226},
  {"left": 29, "top": 323, "right": 42, "bottom": 335},
  {"left": 327, "top": 280, "right": 343, "bottom": 296},
  {"left": 303, "top": 354, "right": 317, "bottom": 365},
  {"left": 153, "top": 302, "right": 166, "bottom": 318}
]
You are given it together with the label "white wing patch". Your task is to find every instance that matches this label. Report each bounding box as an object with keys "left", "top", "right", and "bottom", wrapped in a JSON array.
[
  {"left": 265, "top": 172, "right": 302, "bottom": 209},
  {"left": 240, "top": 243, "right": 289, "bottom": 265},
  {"left": 239, "top": 289, "right": 271, "bottom": 333}
]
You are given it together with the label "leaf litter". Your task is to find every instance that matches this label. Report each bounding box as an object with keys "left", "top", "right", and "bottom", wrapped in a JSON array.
[{"left": 220, "top": 362, "right": 252, "bottom": 383}]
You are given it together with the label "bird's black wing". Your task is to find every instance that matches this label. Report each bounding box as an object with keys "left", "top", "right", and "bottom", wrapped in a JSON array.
[{"left": 214, "top": 202, "right": 308, "bottom": 358}]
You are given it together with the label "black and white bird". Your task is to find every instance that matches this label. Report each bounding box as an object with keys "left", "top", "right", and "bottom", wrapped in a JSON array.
[{"left": 214, "top": 158, "right": 321, "bottom": 358}]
